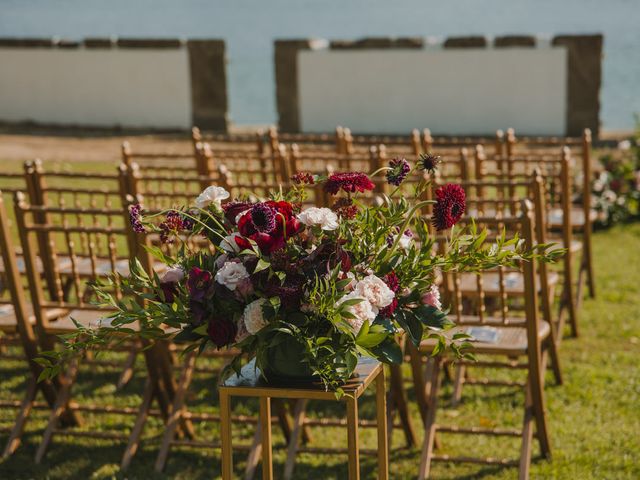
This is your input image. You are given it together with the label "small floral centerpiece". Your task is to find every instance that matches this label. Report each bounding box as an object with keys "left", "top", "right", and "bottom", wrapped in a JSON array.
[
  {"left": 45, "top": 157, "right": 555, "bottom": 394},
  {"left": 591, "top": 134, "right": 640, "bottom": 226}
]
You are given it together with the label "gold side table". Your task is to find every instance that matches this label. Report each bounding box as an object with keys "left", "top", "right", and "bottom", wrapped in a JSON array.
[{"left": 219, "top": 357, "right": 388, "bottom": 480}]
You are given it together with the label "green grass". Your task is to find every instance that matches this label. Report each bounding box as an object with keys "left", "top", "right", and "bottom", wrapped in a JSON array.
[{"left": 0, "top": 158, "right": 639, "bottom": 479}]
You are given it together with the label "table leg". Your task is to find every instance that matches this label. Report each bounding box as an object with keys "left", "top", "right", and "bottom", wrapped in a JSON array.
[
  {"left": 346, "top": 395, "right": 360, "bottom": 480},
  {"left": 220, "top": 391, "right": 233, "bottom": 480},
  {"left": 376, "top": 369, "right": 389, "bottom": 480},
  {"left": 259, "top": 397, "right": 274, "bottom": 480}
]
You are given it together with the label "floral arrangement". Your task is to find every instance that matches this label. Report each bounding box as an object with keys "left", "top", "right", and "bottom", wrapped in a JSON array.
[
  {"left": 42, "top": 157, "right": 558, "bottom": 394},
  {"left": 590, "top": 132, "right": 640, "bottom": 226}
]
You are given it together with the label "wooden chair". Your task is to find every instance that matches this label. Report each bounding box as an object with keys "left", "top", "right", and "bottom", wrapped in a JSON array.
[
  {"left": 12, "top": 190, "right": 184, "bottom": 466},
  {"left": 412, "top": 200, "right": 553, "bottom": 479},
  {"left": 506, "top": 128, "right": 596, "bottom": 300},
  {"left": 0, "top": 189, "right": 83, "bottom": 458}
]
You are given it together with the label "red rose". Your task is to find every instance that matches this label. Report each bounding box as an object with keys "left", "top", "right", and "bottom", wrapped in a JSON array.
[{"left": 207, "top": 316, "right": 238, "bottom": 349}]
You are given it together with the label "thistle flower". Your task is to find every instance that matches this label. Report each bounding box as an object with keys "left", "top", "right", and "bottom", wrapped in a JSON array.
[
  {"left": 324, "top": 172, "right": 375, "bottom": 195},
  {"left": 417, "top": 153, "right": 442, "bottom": 174},
  {"left": 386, "top": 157, "right": 410, "bottom": 186},
  {"left": 128, "top": 204, "right": 145, "bottom": 233},
  {"left": 432, "top": 184, "right": 466, "bottom": 231}
]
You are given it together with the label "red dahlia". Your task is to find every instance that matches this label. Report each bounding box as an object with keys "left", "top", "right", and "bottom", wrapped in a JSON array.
[
  {"left": 324, "top": 172, "right": 375, "bottom": 195},
  {"left": 432, "top": 184, "right": 466, "bottom": 231}
]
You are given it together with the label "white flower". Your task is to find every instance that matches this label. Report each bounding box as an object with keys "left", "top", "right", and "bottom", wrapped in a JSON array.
[
  {"left": 336, "top": 291, "right": 377, "bottom": 334},
  {"left": 243, "top": 298, "right": 269, "bottom": 334},
  {"left": 602, "top": 190, "right": 617, "bottom": 203},
  {"left": 215, "top": 261, "right": 249, "bottom": 291},
  {"left": 195, "top": 186, "right": 230, "bottom": 209},
  {"left": 398, "top": 231, "right": 413, "bottom": 250},
  {"left": 618, "top": 140, "right": 631, "bottom": 151},
  {"left": 297, "top": 207, "right": 339, "bottom": 231},
  {"left": 220, "top": 233, "right": 242, "bottom": 253},
  {"left": 160, "top": 266, "right": 184, "bottom": 284},
  {"left": 354, "top": 274, "right": 395, "bottom": 309}
]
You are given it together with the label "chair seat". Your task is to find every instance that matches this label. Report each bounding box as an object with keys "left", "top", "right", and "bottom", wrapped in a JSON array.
[
  {"left": 45, "top": 309, "right": 117, "bottom": 334},
  {"left": 458, "top": 270, "right": 559, "bottom": 296},
  {"left": 420, "top": 318, "right": 551, "bottom": 355},
  {"left": 548, "top": 207, "right": 598, "bottom": 230}
]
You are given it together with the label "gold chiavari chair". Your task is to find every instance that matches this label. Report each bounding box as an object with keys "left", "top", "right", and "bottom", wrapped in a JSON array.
[
  {"left": 12, "top": 191, "right": 185, "bottom": 465},
  {"left": 412, "top": 201, "right": 553, "bottom": 480},
  {"left": 0, "top": 190, "right": 83, "bottom": 458},
  {"left": 506, "top": 128, "right": 596, "bottom": 301},
  {"left": 475, "top": 146, "right": 581, "bottom": 338}
]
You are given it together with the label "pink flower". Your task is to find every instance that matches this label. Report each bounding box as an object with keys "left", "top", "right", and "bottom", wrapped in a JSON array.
[{"left": 421, "top": 285, "right": 442, "bottom": 310}]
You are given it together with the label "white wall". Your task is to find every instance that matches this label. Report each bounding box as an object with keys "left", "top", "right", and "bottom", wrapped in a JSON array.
[
  {"left": 0, "top": 48, "right": 191, "bottom": 128},
  {"left": 298, "top": 48, "right": 567, "bottom": 135}
]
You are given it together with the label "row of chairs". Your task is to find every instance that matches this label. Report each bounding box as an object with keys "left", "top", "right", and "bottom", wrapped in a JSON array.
[{"left": 0, "top": 129, "right": 595, "bottom": 478}]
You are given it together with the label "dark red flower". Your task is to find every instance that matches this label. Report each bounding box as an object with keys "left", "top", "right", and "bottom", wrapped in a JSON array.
[
  {"left": 159, "top": 210, "right": 188, "bottom": 244},
  {"left": 265, "top": 274, "right": 305, "bottom": 309},
  {"left": 331, "top": 197, "right": 359, "bottom": 220},
  {"left": 432, "top": 184, "right": 466, "bottom": 231},
  {"left": 187, "top": 266, "right": 213, "bottom": 302},
  {"left": 380, "top": 298, "right": 398, "bottom": 318},
  {"left": 324, "top": 172, "right": 375, "bottom": 195},
  {"left": 291, "top": 172, "right": 315, "bottom": 185},
  {"left": 222, "top": 201, "right": 252, "bottom": 225},
  {"left": 236, "top": 200, "right": 301, "bottom": 255},
  {"left": 383, "top": 271, "right": 400, "bottom": 292},
  {"left": 250, "top": 203, "right": 277, "bottom": 233},
  {"left": 386, "top": 157, "right": 410, "bottom": 186},
  {"left": 303, "top": 239, "right": 352, "bottom": 275},
  {"left": 159, "top": 282, "right": 178, "bottom": 303},
  {"left": 207, "top": 316, "right": 237, "bottom": 349}
]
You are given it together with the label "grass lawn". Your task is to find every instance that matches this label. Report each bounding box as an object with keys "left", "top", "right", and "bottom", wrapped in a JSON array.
[{"left": 0, "top": 162, "right": 639, "bottom": 479}]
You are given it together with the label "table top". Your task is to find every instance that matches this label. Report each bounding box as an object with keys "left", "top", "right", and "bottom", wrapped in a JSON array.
[{"left": 219, "top": 357, "right": 382, "bottom": 400}]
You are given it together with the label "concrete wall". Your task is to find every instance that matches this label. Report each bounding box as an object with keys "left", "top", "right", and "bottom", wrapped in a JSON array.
[
  {"left": 0, "top": 38, "right": 228, "bottom": 131},
  {"left": 275, "top": 34, "right": 603, "bottom": 136}
]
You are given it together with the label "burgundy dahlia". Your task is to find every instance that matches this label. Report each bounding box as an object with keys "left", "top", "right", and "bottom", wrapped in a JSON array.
[
  {"left": 324, "top": 172, "right": 375, "bottom": 195},
  {"left": 128, "top": 204, "right": 145, "bottom": 233},
  {"left": 418, "top": 153, "right": 442, "bottom": 174},
  {"left": 207, "top": 316, "right": 237, "bottom": 349},
  {"left": 386, "top": 157, "right": 410, "bottom": 186},
  {"left": 432, "top": 184, "right": 466, "bottom": 231}
]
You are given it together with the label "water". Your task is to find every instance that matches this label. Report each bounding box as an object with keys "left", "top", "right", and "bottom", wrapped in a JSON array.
[{"left": 1, "top": 0, "right": 638, "bottom": 131}]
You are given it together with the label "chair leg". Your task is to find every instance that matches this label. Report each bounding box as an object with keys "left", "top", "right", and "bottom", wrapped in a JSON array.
[
  {"left": 284, "top": 399, "right": 307, "bottom": 480},
  {"left": 121, "top": 378, "right": 154, "bottom": 471},
  {"left": 154, "top": 351, "right": 196, "bottom": 472},
  {"left": 561, "top": 265, "right": 579, "bottom": 338},
  {"left": 387, "top": 363, "right": 417, "bottom": 448},
  {"left": 451, "top": 364, "right": 466, "bottom": 406},
  {"left": 116, "top": 347, "right": 138, "bottom": 390},
  {"left": 519, "top": 382, "right": 535, "bottom": 480},
  {"left": 546, "top": 334, "right": 563, "bottom": 386},
  {"left": 244, "top": 425, "right": 262, "bottom": 480},
  {"left": 35, "top": 359, "right": 79, "bottom": 463},
  {"left": 418, "top": 357, "right": 442, "bottom": 480},
  {"left": 2, "top": 376, "right": 37, "bottom": 458}
]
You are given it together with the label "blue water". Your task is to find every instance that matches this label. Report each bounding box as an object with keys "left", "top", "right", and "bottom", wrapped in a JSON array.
[{"left": 1, "top": 0, "right": 638, "bottom": 130}]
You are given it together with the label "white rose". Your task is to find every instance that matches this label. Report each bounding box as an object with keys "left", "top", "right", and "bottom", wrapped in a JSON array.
[
  {"left": 195, "top": 186, "right": 230, "bottom": 209},
  {"left": 160, "top": 266, "right": 184, "bottom": 284},
  {"left": 243, "top": 298, "right": 269, "bottom": 334},
  {"left": 297, "top": 207, "right": 339, "bottom": 231},
  {"left": 336, "top": 291, "right": 378, "bottom": 334},
  {"left": 220, "top": 233, "right": 242, "bottom": 253},
  {"left": 354, "top": 274, "right": 395, "bottom": 309},
  {"left": 215, "top": 261, "right": 249, "bottom": 291}
]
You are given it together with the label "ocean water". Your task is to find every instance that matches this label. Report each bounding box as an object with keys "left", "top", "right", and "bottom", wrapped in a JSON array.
[{"left": 1, "top": 0, "right": 638, "bottom": 130}]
